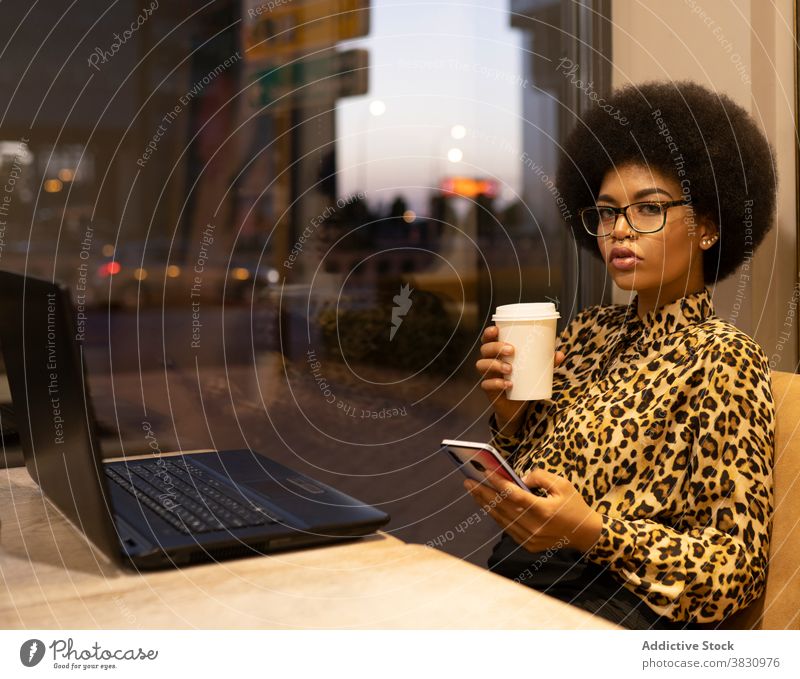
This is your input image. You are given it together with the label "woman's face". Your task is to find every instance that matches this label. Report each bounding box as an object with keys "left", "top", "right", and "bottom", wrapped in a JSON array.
[{"left": 594, "top": 163, "right": 717, "bottom": 295}]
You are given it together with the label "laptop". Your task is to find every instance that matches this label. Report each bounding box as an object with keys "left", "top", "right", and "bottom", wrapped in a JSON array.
[{"left": 0, "top": 270, "right": 389, "bottom": 569}]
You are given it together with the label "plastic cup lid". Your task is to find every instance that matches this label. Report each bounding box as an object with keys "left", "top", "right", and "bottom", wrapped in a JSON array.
[{"left": 492, "top": 302, "right": 560, "bottom": 321}]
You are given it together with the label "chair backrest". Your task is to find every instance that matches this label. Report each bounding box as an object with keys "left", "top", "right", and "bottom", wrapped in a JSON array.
[{"left": 720, "top": 369, "right": 800, "bottom": 629}]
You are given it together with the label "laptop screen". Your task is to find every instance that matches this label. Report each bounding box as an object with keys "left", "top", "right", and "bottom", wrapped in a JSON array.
[{"left": 0, "top": 271, "right": 120, "bottom": 561}]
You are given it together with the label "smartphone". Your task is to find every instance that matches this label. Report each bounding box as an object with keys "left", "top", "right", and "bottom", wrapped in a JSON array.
[{"left": 441, "top": 438, "right": 530, "bottom": 491}]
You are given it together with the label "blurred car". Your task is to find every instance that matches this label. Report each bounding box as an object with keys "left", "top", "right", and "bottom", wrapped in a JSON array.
[{"left": 87, "top": 240, "right": 278, "bottom": 309}]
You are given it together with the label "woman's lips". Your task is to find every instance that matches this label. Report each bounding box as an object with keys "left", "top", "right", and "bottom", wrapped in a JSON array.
[
  {"left": 610, "top": 255, "right": 641, "bottom": 271},
  {"left": 608, "top": 246, "right": 642, "bottom": 270}
]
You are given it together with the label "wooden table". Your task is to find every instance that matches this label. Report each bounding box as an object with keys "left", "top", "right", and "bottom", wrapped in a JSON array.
[{"left": 0, "top": 466, "right": 619, "bottom": 629}]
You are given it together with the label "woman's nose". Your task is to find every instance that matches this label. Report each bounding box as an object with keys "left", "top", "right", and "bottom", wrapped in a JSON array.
[{"left": 611, "top": 211, "right": 634, "bottom": 238}]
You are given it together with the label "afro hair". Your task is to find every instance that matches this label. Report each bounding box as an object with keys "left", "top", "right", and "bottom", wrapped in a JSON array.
[{"left": 555, "top": 80, "right": 777, "bottom": 283}]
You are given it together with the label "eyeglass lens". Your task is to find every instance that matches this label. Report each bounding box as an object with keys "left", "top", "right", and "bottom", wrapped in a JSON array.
[{"left": 583, "top": 203, "right": 665, "bottom": 235}]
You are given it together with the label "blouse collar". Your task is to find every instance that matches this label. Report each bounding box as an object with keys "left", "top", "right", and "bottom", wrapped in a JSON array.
[{"left": 624, "top": 287, "right": 715, "bottom": 344}]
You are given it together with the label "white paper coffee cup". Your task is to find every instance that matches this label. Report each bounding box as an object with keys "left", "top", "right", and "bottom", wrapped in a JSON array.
[{"left": 492, "top": 302, "right": 560, "bottom": 400}]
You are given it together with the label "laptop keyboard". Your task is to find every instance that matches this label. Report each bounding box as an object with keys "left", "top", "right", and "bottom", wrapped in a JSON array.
[{"left": 105, "top": 459, "right": 283, "bottom": 534}]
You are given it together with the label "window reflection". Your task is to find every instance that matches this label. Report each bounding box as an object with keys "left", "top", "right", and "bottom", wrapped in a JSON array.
[{"left": 0, "top": 0, "right": 608, "bottom": 562}]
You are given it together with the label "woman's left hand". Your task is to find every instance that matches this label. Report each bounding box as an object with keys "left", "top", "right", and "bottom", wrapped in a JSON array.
[{"left": 464, "top": 468, "right": 604, "bottom": 554}]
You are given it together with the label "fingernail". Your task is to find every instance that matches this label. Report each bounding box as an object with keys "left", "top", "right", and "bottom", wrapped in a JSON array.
[
  {"left": 501, "top": 346, "right": 513, "bottom": 355},
  {"left": 504, "top": 380, "right": 513, "bottom": 388},
  {"left": 502, "top": 364, "right": 512, "bottom": 373}
]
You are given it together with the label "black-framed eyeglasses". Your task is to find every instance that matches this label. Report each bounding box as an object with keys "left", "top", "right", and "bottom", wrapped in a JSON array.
[{"left": 579, "top": 199, "right": 691, "bottom": 237}]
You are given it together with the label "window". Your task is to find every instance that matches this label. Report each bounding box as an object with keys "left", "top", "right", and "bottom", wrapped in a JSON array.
[{"left": 0, "top": 0, "right": 611, "bottom": 561}]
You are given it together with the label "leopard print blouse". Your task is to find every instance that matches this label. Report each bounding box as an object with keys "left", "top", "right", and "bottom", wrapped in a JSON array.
[{"left": 489, "top": 287, "right": 775, "bottom": 624}]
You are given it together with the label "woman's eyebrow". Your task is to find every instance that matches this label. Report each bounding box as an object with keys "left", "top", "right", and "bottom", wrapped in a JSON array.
[{"left": 596, "top": 187, "right": 674, "bottom": 203}]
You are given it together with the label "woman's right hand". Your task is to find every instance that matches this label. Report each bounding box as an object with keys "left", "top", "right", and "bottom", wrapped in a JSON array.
[{"left": 476, "top": 325, "right": 566, "bottom": 434}]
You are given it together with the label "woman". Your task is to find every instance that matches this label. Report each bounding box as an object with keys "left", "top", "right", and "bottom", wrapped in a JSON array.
[{"left": 471, "top": 81, "right": 777, "bottom": 629}]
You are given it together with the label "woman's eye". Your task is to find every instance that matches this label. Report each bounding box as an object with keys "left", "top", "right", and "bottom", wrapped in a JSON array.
[{"left": 636, "top": 203, "right": 663, "bottom": 216}]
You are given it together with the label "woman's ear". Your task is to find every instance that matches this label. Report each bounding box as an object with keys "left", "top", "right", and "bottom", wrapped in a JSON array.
[{"left": 697, "top": 218, "right": 719, "bottom": 250}]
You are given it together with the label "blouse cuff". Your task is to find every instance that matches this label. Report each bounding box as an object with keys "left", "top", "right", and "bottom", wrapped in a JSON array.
[
  {"left": 489, "top": 412, "right": 524, "bottom": 446},
  {"left": 582, "top": 513, "right": 636, "bottom": 568}
]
